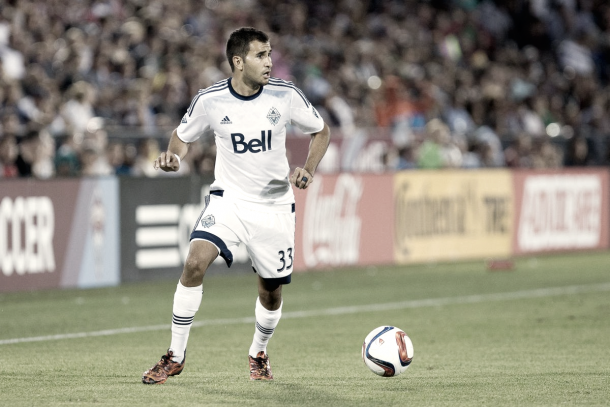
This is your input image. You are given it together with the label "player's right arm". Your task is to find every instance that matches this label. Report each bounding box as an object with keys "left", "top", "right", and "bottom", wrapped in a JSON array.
[
  {"left": 154, "top": 89, "right": 212, "bottom": 172},
  {"left": 153, "top": 128, "right": 190, "bottom": 172}
]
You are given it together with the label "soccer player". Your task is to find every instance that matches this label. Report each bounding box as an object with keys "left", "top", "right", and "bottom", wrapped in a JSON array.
[{"left": 142, "top": 27, "right": 330, "bottom": 384}]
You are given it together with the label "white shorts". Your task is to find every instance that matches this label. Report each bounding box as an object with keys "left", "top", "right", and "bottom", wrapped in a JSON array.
[{"left": 190, "top": 191, "right": 295, "bottom": 284}]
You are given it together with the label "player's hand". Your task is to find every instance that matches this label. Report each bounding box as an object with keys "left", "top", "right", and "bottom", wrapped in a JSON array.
[
  {"left": 290, "top": 167, "right": 313, "bottom": 189},
  {"left": 153, "top": 151, "right": 181, "bottom": 172}
]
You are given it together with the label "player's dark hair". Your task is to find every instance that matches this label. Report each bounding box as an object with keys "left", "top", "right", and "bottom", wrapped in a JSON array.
[{"left": 226, "top": 27, "right": 269, "bottom": 72}]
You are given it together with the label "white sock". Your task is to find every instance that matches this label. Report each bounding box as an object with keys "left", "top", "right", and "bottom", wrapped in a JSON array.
[
  {"left": 169, "top": 281, "right": 203, "bottom": 363},
  {"left": 248, "top": 297, "right": 282, "bottom": 357}
]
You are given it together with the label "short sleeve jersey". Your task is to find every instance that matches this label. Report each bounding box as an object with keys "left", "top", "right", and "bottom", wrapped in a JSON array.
[{"left": 177, "top": 77, "right": 324, "bottom": 204}]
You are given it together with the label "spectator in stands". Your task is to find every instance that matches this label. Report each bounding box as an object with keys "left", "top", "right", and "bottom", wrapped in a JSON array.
[
  {"left": 80, "top": 140, "right": 113, "bottom": 176},
  {"left": 54, "top": 136, "right": 81, "bottom": 177},
  {"left": 106, "top": 141, "right": 131, "bottom": 176},
  {"left": 454, "top": 134, "right": 481, "bottom": 169},
  {"left": 15, "top": 130, "right": 38, "bottom": 177},
  {"left": 0, "top": 31, "right": 25, "bottom": 81},
  {"left": 564, "top": 135, "right": 595, "bottom": 167},
  {"left": 60, "top": 81, "right": 95, "bottom": 136},
  {"left": 531, "top": 138, "right": 563, "bottom": 169},
  {"left": 443, "top": 91, "right": 476, "bottom": 138},
  {"left": 132, "top": 138, "right": 161, "bottom": 177},
  {"left": 0, "top": 134, "right": 19, "bottom": 177},
  {"left": 504, "top": 132, "right": 534, "bottom": 168},
  {"left": 473, "top": 126, "right": 505, "bottom": 167},
  {"left": 417, "top": 119, "right": 462, "bottom": 169},
  {"left": 396, "top": 145, "right": 417, "bottom": 170},
  {"left": 31, "top": 129, "right": 56, "bottom": 179}
]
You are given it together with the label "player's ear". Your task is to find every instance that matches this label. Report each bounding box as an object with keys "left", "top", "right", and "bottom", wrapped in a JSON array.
[{"left": 233, "top": 55, "right": 243, "bottom": 71}]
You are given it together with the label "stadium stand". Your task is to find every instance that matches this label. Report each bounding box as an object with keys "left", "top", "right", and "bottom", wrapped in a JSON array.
[{"left": 1, "top": 0, "right": 610, "bottom": 177}]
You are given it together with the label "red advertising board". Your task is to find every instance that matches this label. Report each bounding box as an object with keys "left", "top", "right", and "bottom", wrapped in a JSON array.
[
  {"left": 512, "top": 169, "right": 610, "bottom": 254},
  {"left": 3, "top": 168, "right": 609, "bottom": 293},
  {"left": 293, "top": 173, "right": 394, "bottom": 271},
  {"left": 0, "top": 178, "right": 119, "bottom": 292}
]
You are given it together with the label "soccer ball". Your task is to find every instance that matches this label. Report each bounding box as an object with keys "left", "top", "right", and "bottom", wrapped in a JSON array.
[{"left": 362, "top": 326, "right": 414, "bottom": 377}]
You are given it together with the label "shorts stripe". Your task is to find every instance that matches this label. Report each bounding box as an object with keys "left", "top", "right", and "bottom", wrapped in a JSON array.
[
  {"left": 252, "top": 267, "right": 292, "bottom": 285},
  {"left": 190, "top": 230, "right": 234, "bottom": 267},
  {"left": 191, "top": 195, "right": 211, "bottom": 234}
]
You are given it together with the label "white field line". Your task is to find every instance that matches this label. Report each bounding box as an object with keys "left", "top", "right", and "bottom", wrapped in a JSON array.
[{"left": 2, "top": 282, "right": 610, "bottom": 346}]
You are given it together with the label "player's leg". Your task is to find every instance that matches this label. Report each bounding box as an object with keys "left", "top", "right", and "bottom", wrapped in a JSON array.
[
  {"left": 143, "top": 194, "right": 240, "bottom": 384},
  {"left": 250, "top": 276, "right": 283, "bottom": 354},
  {"left": 169, "top": 240, "right": 219, "bottom": 362},
  {"left": 142, "top": 240, "right": 218, "bottom": 385},
  {"left": 248, "top": 276, "right": 283, "bottom": 380},
  {"left": 246, "top": 207, "right": 295, "bottom": 380}
]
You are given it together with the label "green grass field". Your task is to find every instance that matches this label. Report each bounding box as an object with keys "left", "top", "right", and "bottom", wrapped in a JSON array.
[{"left": 1, "top": 252, "right": 609, "bottom": 406}]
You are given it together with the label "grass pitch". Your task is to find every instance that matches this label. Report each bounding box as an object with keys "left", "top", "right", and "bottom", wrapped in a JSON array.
[{"left": 1, "top": 252, "right": 609, "bottom": 406}]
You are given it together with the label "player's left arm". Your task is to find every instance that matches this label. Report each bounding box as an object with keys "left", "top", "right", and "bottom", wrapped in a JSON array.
[{"left": 290, "top": 122, "right": 331, "bottom": 189}]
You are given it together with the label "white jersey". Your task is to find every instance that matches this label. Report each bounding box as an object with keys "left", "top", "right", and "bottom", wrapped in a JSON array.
[{"left": 177, "top": 77, "right": 324, "bottom": 204}]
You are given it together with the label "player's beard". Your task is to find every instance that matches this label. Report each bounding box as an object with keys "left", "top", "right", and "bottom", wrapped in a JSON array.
[
  {"left": 243, "top": 65, "right": 270, "bottom": 89},
  {"left": 246, "top": 74, "right": 268, "bottom": 89}
]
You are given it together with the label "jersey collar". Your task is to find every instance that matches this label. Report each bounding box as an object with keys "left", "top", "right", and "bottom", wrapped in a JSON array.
[{"left": 228, "top": 77, "right": 264, "bottom": 101}]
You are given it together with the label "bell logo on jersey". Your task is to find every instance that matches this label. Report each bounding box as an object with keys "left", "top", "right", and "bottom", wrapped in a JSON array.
[{"left": 231, "top": 130, "right": 272, "bottom": 154}]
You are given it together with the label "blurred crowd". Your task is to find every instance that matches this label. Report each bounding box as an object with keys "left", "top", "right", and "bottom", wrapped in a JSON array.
[{"left": 1, "top": 0, "right": 610, "bottom": 178}]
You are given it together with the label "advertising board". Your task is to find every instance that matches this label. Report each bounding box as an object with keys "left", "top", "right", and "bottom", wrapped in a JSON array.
[
  {"left": 0, "top": 178, "right": 119, "bottom": 292},
  {"left": 512, "top": 169, "right": 609, "bottom": 253},
  {"left": 394, "top": 170, "right": 513, "bottom": 263},
  {"left": 293, "top": 173, "right": 395, "bottom": 271}
]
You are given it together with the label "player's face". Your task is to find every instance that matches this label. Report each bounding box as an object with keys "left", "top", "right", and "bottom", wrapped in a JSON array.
[{"left": 242, "top": 41, "right": 272, "bottom": 87}]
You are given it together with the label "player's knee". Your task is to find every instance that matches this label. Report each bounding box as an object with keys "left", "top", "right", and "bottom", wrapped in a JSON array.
[
  {"left": 259, "top": 280, "right": 282, "bottom": 310},
  {"left": 183, "top": 252, "right": 212, "bottom": 281},
  {"left": 259, "top": 293, "right": 282, "bottom": 311}
]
